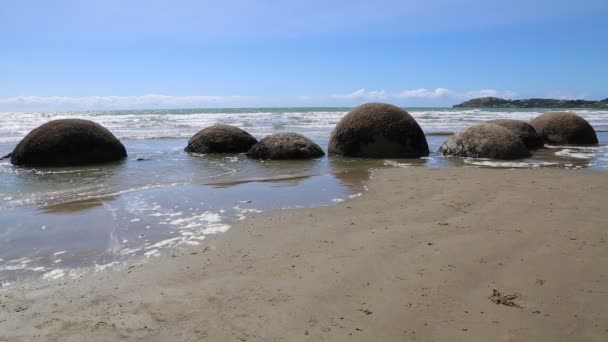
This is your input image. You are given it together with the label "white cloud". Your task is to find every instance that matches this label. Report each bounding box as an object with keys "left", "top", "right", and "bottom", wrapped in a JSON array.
[
  {"left": 544, "top": 91, "right": 589, "bottom": 100},
  {"left": 0, "top": 88, "right": 520, "bottom": 111},
  {"left": 0, "top": 94, "right": 258, "bottom": 110},
  {"left": 396, "top": 88, "right": 451, "bottom": 99},
  {"left": 330, "top": 88, "right": 516, "bottom": 102},
  {"left": 462, "top": 89, "right": 517, "bottom": 99},
  {"left": 330, "top": 89, "right": 389, "bottom": 100}
]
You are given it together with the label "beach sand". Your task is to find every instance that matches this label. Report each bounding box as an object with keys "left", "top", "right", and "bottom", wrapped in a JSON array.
[{"left": 1, "top": 167, "right": 607, "bottom": 341}]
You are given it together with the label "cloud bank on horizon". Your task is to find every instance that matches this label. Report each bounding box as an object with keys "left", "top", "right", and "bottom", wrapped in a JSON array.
[
  {"left": 0, "top": 0, "right": 606, "bottom": 110},
  {"left": 330, "top": 88, "right": 517, "bottom": 101},
  {"left": 0, "top": 88, "right": 519, "bottom": 110},
  {"left": 0, "top": 95, "right": 257, "bottom": 111}
]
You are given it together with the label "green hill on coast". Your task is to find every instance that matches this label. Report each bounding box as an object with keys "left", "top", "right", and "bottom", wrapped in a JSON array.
[{"left": 453, "top": 97, "right": 608, "bottom": 108}]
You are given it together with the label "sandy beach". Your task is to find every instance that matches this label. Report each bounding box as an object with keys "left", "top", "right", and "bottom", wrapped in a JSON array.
[{"left": 1, "top": 167, "right": 607, "bottom": 341}]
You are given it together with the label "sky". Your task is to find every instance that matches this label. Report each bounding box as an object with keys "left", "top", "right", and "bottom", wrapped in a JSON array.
[{"left": 0, "top": 0, "right": 607, "bottom": 110}]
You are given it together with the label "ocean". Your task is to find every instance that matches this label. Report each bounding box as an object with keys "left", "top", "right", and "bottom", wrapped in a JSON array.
[{"left": 1, "top": 107, "right": 607, "bottom": 284}]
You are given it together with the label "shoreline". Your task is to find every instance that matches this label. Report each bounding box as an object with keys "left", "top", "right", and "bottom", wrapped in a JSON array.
[
  {"left": 1, "top": 167, "right": 608, "bottom": 341},
  {"left": 0, "top": 168, "right": 371, "bottom": 284}
]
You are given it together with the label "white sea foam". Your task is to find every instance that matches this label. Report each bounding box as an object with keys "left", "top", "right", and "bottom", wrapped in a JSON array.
[
  {"left": 113, "top": 209, "right": 233, "bottom": 259},
  {"left": 94, "top": 262, "right": 120, "bottom": 272},
  {"left": 234, "top": 206, "right": 263, "bottom": 220},
  {"left": 0, "top": 264, "right": 28, "bottom": 271},
  {"left": 383, "top": 160, "right": 413, "bottom": 168},
  {"left": 0, "top": 109, "right": 347, "bottom": 143},
  {"left": 555, "top": 149, "right": 596, "bottom": 159},
  {"left": 1, "top": 108, "right": 605, "bottom": 143},
  {"left": 464, "top": 159, "right": 558, "bottom": 168},
  {"left": 42, "top": 269, "right": 65, "bottom": 280}
]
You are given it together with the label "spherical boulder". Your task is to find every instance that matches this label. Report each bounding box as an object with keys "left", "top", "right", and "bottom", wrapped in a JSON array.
[
  {"left": 11, "top": 119, "right": 127, "bottom": 167},
  {"left": 439, "top": 123, "right": 531, "bottom": 160},
  {"left": 486, "top": 119, "right": 544, "bottom": 150},
  {"left": 246, "top": 133, "right": 325, "bottom": 160},
  {"left": 530, "top": 112, "right": 598, "bottom": 145},
  {"left": 185, "top": 124, "right": 257, "bottom": 154},
  {"left": 328, "top": 102, "right": 429, "bottom": 158}
]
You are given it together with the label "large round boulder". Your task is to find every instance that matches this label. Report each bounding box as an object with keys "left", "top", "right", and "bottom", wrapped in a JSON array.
[
  {"left": 439, "top": 123, "right": 531, "bottom": 160},
  {"left": 530, "top": 112, "right": 598, "bottom": 145},
  {"left": 246, "top": 133, "right": 325, "bottom": 160},
  {"left": 11, "top": 119, "right": 127, "bottom": 167},
  {"left": 328, "top": 102, "right": 429, "bottom": 158},
  {"left": 486, "top": 119, "right": 544, "bottom": 150},
  {"left": 185, "top": 124, "right": 257, "bottom": 154}
]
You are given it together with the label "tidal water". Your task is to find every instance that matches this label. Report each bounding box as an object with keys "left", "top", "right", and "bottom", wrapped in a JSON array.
[{"left": 1, "top": 107, "right": 607, "bottom": 284}]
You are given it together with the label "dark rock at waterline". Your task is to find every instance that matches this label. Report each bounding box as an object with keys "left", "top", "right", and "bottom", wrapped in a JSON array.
[
  {"left": 439, "top": 123, "right": 531, "bottom": 160},
  {"left": 185, "top": 124, "right": 257, "bottom": 154},
  {"left": 486, "top": 119, "right": 544, "bottom": 150},
  {"left": 530, "top": 112, "right": 598, "bottom": 145},
  {"left": 0, "top": 153, "right": 11, "bottom": 160},
  {"left": 328, "top": 102, "right": 429, "bottom": 158},
  {"left": 246, "top": 133, "right": 325, "bottom": 160},
  {"left": 10, "top": 119, "right": 127, "bottom": 167}
]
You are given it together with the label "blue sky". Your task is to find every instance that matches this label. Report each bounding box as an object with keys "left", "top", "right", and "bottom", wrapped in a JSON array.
[{"left": 1, "top": 0, "right": 607, "bottom": 110}]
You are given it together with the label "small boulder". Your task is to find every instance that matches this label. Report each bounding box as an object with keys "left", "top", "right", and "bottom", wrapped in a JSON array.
[
  {"left": 486, "top": 119, "right": 544, "bottom": 149},
  {"left": 246, "top": 133, "right": 325, "bottom": 160},
  {"left": 328, "top": 102, "right": 429, "bottom": 158},
  {"left": 530, "top": 112, "right": 598, "bottom": 145},
  {"left": 11, "top": 119, "right": 127, "bottom": 167},
  {"left": 439, "top": 123, "right": 531, "bottom": 160},
  {"left": 185, "top": 124, "right": 257, "bottom": 154}
]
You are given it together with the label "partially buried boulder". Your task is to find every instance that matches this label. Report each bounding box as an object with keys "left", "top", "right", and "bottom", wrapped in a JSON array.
[
  {"left": 246, "top": 133, "right": 325, "bottom": 160},
  {"left": 439, "top": 123, "right": 531, "bottom": 160},
  {"left": 185, "top": 124, "right": 257, "bottom": 154},
  {"left": 11, "top": 119, "right": 127, "bottom": 167},
  {"left": 328, "top": 102, "right": 429, "bottom": 158},
  {"left": 486, "top": 119, "right": 544, "bottom": 150},
  {"left": 530, "top": 112, "right": 598, "bottom": 145}
]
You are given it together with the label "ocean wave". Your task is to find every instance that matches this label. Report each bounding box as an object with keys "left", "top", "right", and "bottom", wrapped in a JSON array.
[{"left": 2, "top": 108, "right": 606, "bottom": 142}]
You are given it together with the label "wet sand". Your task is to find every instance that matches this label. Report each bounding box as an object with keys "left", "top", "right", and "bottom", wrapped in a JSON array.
[{"left": 1, "top": 167, "right": 607, "bottom": 341}]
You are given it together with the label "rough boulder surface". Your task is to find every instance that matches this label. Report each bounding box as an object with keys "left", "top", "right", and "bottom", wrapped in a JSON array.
[
  {"left": 328, "top": 102, "right": 429, "bottom": 158},
  {"left": 530, "top": 112, "right": 598, "bottom": 145},
  {"left": 11, "top": 119, "right": 127, "bottom": 167},
  {"left": 439, "top": 123, "right": 531, "bottom": 160},
  {"left": 486, "top": 119, "right": 544, "bottom": 150},
  {"left": 246, "top": 133, "right": 325, "bottom": 160},
  {"left": 185, "top": 124, "right": 257, "bottom": 154}
]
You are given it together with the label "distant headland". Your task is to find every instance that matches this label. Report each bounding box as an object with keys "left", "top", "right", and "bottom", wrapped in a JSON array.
[{"left": 453, "top": 97, "right": 608, "bottom": 109}]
